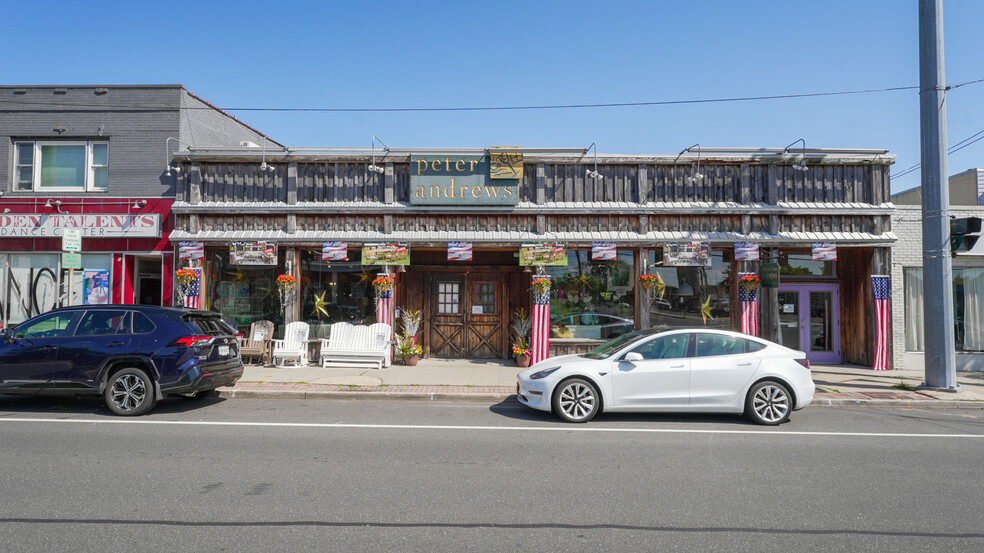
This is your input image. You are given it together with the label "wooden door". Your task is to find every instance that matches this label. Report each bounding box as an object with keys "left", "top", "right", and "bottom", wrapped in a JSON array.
[
  {"left": 429, "top": 273, "right": 466, "bottom": 358},
  {"left": 466, "top": 277, "right": 504, "bottom": 358}
]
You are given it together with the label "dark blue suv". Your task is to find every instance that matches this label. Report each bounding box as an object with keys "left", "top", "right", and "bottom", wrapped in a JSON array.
[{"left": 0, "top": 305, "right": 243, "bottom": 415}]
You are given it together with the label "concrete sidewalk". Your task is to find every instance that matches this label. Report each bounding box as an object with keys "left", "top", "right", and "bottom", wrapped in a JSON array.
[{"left": 217, "top": 358, "right": 984, "bottom": 407}]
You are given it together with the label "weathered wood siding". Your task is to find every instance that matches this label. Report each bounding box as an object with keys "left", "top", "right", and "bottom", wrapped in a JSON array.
[
  {"left": 295, "top": 163, "right": 384, "bottom": 203},
  {"left": 196, "top": 163, "right": 286, "bottom": 203},
  {"left": 393, "top": 214, "right": 536, "bottom": 233}
]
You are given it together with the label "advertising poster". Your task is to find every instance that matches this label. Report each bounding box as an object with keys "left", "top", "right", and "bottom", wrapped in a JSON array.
[
  {"left": 178, "top": 241, "right": 205, "bottom": 260},
  {"left": 229, "top": 242, "right": 278, "bottom": 265},
  {"left": 519, "top": 243, "right": 567, "bottom": 266},
  {"left": 812, "top": 242, "right": 837, "bottom": 261},
  {"left": 322, "top": 241, "right": 348, "bottom": 261},
  {"left": 448, "top": 242, "right": 473, "bottom": 262},
  {"left": 361, "top": 243, "right": 410, "bottom": 266},
  {"left": 662, "top": 243, "right": 711, "bottom": 267},
  {"left": 591, "top": 242, "right": 617, "bottom": 261},
  {"left": 734, "top": 242, "right": 760, "bottom": 261},
  {"left": 83, "top": 270, "right": 110, "bottom": 305}
]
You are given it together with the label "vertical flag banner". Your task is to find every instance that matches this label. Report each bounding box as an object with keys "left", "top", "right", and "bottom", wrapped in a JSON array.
[
  {"left": 183, "top": 268, "right": 202, "bottom": 308},
  {"left": 591, "top": 242, "right": 617, "bottom": 261},
  {"left": 734, "top": 242, "right": 760, "bottom": 261},
  {"left": 448, "top": 242, "right": 473, "bottom": 261},
  {"left": 872, "top": 275, "right": 890, "bottom": 371},
  {"left": 738, "top": 273, "right": 759, "bottom": 336},
  {"left": 531, "top": 276, "right": 552, "bottom": 364},
  {"left": 812, "top": 242, "right": 837, "bottom": 261},
  {"left": 322, "top": 241, "right": 348, "bottom": 261}
]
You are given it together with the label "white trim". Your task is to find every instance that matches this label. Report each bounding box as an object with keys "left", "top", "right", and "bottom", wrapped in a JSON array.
[{"left": 15, "top": 140, "right": 110, "bottom": 192}]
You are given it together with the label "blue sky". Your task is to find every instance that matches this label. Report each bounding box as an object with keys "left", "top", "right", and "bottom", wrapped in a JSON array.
[{"left": 5, "top": 0, "right": 984, "bottom": 193}]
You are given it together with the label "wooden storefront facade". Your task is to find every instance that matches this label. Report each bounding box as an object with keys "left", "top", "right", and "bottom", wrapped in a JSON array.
[{"left": 170, "top": 148, "right": 895, "bottom": 366}]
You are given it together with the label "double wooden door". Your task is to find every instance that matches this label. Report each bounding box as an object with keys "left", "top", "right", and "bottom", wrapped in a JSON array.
[{"left": 428, "top": 272, "right": 506, "bottom": 358}]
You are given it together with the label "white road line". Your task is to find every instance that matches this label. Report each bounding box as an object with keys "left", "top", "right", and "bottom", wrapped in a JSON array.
[{"left": 0, "top": 417, "right": 981, "bottom": 438}]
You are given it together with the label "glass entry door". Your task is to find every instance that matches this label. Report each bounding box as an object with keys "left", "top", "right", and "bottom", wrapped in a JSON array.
[{"left": 776, "top": 283, "right": 840, "bottom": 364}]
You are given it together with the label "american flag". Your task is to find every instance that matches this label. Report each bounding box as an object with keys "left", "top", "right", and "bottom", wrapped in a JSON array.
[
  {"left": 183, "top": 268, "right": 202, "bottom": 309},
  {"left": 531, "top": 277, "right": 551, "bottom": 364},
  {"left": 739, "top": 274, "right": 758, "bottom": 336},
  {"left": 872, "top": 275, "right": 890, "bottom": 370}
]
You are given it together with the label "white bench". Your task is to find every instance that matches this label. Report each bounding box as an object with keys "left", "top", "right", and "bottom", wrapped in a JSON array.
[{"left": 320, "top": 322, "right": 392, "bottom": 369}]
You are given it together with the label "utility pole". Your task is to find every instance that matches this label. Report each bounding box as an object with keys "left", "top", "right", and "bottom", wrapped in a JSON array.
[{"left": 918, "top": 0, "right": 961, "bottom": 391}]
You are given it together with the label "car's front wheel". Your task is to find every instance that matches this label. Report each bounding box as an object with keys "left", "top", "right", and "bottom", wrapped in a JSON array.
[
  {"left": 104, "top": 367, "right": 157, "bottom": 416},
  {"left": 552, "top": 378, "right": 600, "bottom": 423},
  {"left": 746, "top": 380, "right": 792, "bottom": 425}
]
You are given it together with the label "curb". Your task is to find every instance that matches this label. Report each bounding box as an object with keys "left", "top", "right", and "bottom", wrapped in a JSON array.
[{"left": 218, "top": 388, "right": 984, "bottom": 408}]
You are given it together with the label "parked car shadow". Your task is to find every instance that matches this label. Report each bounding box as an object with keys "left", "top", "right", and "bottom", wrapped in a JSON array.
[
  {"left": 0, "top": 393, "right": 229, "bottom": 417},
  {"left": 489, "top": 397, "right": 765, "bottom": 426}
]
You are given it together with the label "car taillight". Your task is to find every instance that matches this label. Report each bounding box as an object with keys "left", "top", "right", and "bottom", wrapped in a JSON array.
[
  {"left": 174, "top": 335, "right": 213, "bottom": 347},
  {"left": 235, "top": 334, "right": 244, "bottom": 340},
  {"left": 795, "top": 358, "right": 810, "bottom": 370}
]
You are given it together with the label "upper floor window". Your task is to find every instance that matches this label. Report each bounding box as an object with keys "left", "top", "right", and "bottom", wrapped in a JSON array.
[{"left": 14, "top": 141, "right": 109, "bottom": 192}]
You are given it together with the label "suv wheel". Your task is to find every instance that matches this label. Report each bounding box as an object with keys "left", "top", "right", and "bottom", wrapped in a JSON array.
[{"left": 105, "top": 367, "right": 157, "bottom": 416}]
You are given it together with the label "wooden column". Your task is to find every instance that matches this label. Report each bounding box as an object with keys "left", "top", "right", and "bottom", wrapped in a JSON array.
[{"left": 759, "top": 247, "right": 780, "bottom": 342}]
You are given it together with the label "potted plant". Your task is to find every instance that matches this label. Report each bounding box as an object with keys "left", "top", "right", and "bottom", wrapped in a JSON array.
[
  {"left": 531, "top": 277, "right": 552, "bottom": 294},
  {"left": 638, "top": 273, "right": 660, "bottom": 290},
  {"left": 396, "top": 335, "right": 423, "bottom": 366},
  {"left": 739, "top": 274, "right": 761, "bottom": 291},
  {"left": 174, "top": 268, "right": 199, "bottom": 302},
  {"left": 511, "top": 308, "right": 533, "bottom": 367},
  {"left": 512, "top": 339, "right": 531, "bottom": 368},
  {"left": 372, "top": 275, "right": 394, "bottom": 293},
  {"left": 276, "top": 273, "right": 297, "bottom": 313}
]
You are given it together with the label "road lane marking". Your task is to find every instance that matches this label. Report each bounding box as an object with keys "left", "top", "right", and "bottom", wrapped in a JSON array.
[{"left": 0, "top": 417, "right": 982, "bottom": 438}]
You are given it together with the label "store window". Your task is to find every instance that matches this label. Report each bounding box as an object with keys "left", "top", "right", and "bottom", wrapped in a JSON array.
[
  {"left": 299, "top": 250, "right": 377, "bottom": 339},
  {"left": 14, "top": 141, "right": 109, "bottom": 192},
  {"left": 779, "top": 252, "right": 835, "bottom": 277},
  {"left": 904, "top": 266, "right": 984, "bottom": 352},
  {"left": 545, "top": 250, "right": 635, "bottom": 340},
  {"left": 62, "top": 255, "right": 113, "bottom": 306},
  {"left": 648, "top": 249, "right": 732, "bottom": 330},
  {"left": 5, "top": 254, "right": 61, "bottom": 325},
  {"left": 205, "top": 249, "right": 285, "bottom": 336}
]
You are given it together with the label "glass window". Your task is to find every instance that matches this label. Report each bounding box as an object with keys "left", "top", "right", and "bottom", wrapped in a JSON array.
[
  {"left": 6, "top": 254, "right": 61, "bottom": 325},
  {"left": 206, "top": 249, "right": 287, "bottom": 337},
  {"left": 14, "top": 311, "right": 77, "bottom": 339},
  {"left": 75, "top": 310, "right": 129, "bottom": 336},
  {"left": 132, "top": 312, "right": 156, "bottom": 334},
  {"left": 476, "top": 282, "right": 495, "bottom": 314},
  {"left": 438, "top": 282, "right": 460, "bottom": 314},
  {"left": 546, "top": 250, "right": 635, "bottom": 340},
  {"left": 62, "top": 254, "right": 113, "bottom": 306},
  {"left": 695, "top": 333, "right": 746, "bottom": 357},
  {"left": 630, "top": 333, "right": 690, "bottom": 360},
  {"left": 298, "top": 250, "right": 380, "bottom": 339},
  {"left": 779, "top": 252, "right": 835, "bottom": 277},
  {"left": 14, "top": 141, "right": 109, "bottom": 192},
  {"left": 902, "top": 266, "right": 984, "bottom": 353},
  {"left": 903, "top": 268, "right": 924, "bottom": 351},
  {"left": 648, "top": 249, "right": 731, "bottom": 330},
  {"left": 747, "top": 340, "right": 766, "bottom": 353}
]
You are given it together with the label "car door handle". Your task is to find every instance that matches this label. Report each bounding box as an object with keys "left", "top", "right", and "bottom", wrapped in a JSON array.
[
  {"left": 107, "top": 341, "right": 125, "bottom": 347},
  {"left": 738, "top": 362, "right": 752, "bottom": 366},
  {"left": 39, "top": 345, "right": 57, "bottom": 352},
  {"left": 670, "top": 364, "right": 684, "bottom": 369}
]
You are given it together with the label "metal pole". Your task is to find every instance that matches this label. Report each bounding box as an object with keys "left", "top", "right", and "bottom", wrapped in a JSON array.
[{"left": 918, "top": 0, "right": 961, "bottom": 391}]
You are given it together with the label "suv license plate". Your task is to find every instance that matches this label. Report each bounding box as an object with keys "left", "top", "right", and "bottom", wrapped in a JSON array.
[{"left": 219, "top": 345, "right": 229, "bottom": 356}]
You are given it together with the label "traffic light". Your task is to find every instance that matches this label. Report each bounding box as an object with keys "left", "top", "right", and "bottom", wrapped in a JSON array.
[{"left": 950, "top": 216, "right": 982, "bottom": 255}]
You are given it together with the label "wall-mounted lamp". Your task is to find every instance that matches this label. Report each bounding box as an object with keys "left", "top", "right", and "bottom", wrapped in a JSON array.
[
  {"left": 44, "top": 199, "right": 67, "bottom": 214},
  {"left": 785, "top": 138, "right": 809, "bottom": 172},
  {"left": 369, "top": 135, "right": 389, "bottom": 174},
  {"left": 582, "top": 142, "right": 604, "bottom": 180},
  {"left": 684, "top": 143, "right": 704, "bottom": 183},
  {"left": 133, "top": 199, "right": 148, "bottom": 209},
  {"left": 165, "top": 137, "right": 191, "bottom": 176},
  {"left": 3, "top": 208, "right": 10, "bottom": 214}
]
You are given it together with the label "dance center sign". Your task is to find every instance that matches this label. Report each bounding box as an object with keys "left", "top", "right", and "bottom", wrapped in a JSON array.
[{"left": 0, "top": 213, "right": 161, "bottom": 238}]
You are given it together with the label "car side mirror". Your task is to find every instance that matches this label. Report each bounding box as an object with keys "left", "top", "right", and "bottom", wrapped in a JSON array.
[{"left": 622, "top": 352, "right": 644, "bottom": 363}]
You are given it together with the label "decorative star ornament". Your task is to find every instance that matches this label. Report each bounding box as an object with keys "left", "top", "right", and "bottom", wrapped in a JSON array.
[
  {"left": 701, "top": 296, "right": 714, "bottom": 325},
  {"left": 311, "top": 291, "right": 330, "bottom": 319},
  {"left": 655, "top": 271, "right": 666, "bottom": 300},
  {"left": 226, "top": 269, "right": 249, "bottom": 282}
]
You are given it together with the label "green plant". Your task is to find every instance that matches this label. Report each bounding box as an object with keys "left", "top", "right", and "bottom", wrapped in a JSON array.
[
  {"left": 396, "top": 334, "right": 422, "bottom": 357},
  {"left": 512, "top": 337, "right": 531, "bottom": 357}
]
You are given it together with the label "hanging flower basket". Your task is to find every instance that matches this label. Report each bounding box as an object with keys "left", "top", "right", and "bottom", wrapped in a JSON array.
[
  {"left": 276, "top": 273, "right": 297, "bottom": 313},
  {"left": 639, "top": 273, "right": 660, "bottom": 290},
  {"left": 531, "top": 277, "right": 551, "bottom": 295},
  {"left": 739, "top": 274, "right": 761, "bottom": 291},
  {"left": 277, "top": 273, "right": 297, "bottom": 291},
  {"left": 175, "top": 268, "right": 198, "bottom": 287},
  {"left": 373, "top": 275, "right": 394, "bottom": 292}
]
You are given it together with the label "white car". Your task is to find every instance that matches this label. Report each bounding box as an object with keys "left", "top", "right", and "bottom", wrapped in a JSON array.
[{"left": 516, "top": 328, "right": 815, "bottom": 425}]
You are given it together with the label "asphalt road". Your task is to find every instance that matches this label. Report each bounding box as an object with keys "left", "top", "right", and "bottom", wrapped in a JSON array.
[{"left": 0, "top": 395, "right": 982, "bottom": 552}]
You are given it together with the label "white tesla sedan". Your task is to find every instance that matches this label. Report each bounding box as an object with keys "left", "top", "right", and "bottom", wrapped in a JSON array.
[{"left": 516, "top": 328, "right": 815, "bottom": 425}]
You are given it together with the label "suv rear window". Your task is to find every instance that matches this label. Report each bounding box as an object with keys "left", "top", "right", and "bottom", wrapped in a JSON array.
[{"left": 186, "top": 316, "right": 232, "bottom": 336}]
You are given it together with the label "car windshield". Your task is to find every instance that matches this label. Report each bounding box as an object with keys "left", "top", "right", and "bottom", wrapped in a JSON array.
[{"left": 580, "top": 329, "right": 661, "bottom": 359}]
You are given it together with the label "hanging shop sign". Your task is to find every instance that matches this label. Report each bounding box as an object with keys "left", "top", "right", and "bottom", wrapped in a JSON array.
[
  {"left": 591, "top": 242, "right": 617, "bottom": 261},
  {"left": 362, "top": 242, "right": 410, "bottom": 266},
  {"left": 760, "top": 263, "right": 780, "bottom": 288},
  {"left": 83, "top": 270, "right": 110, "bottom": 305},
  {"left": 322, "top": 241, "right": 349, "bottom": 261},
  {"left": 520, "top": 243, "right": 567, "bottom": 266},
  {"left": 229, "top": 241, "right": 278, "bottom": 265},
  {"left": 448, "top": 242, "right": 473, "bottom": 262},
  {"left": 489, "top": 148, "right": 524, "bottom": 179},
  {"left": 178, "top": 241, "right": 205, "bottom": 260},
  {"left": 61, "top": 252, "right": 82, "bottom": 270},
  {"left": 0, "top": 213, "right": 161, "bottom": 238},
  {"left": 734, "top": 242, "right": 760, "bottom": 261},
  {"left": 663, "top": 243, "right": 711, "bottom": 267},
  {"left": 812, "top": 242, "right": 837, "bottom": 261},
  {"left": 410, "top": 155, "right": 519, "bottom": 206}
]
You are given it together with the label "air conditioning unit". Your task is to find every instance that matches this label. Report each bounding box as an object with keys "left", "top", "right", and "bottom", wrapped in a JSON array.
[{"left": 239, "top": 141, "right": 259, "bottom": 148}]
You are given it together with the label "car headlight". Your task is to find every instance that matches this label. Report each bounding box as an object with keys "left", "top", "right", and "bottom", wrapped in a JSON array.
[{"left": 530, "top": 366, "right": 560, "bottom": 379}]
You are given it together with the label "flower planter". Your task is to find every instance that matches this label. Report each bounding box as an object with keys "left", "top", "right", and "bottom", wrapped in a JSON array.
[
  {"left": 516, "top": 354, "right": 531, "bottom": 368},
  {"left": 404, "top": 355, "right": 419, "bottom": 367}
]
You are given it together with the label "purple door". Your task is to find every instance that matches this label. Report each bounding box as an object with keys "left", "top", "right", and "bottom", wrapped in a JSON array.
[{"left": 776, "top": 283, "right": 840, "bottom": 364}]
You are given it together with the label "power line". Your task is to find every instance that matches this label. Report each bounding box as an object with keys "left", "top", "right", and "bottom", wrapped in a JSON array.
[{"left": 890, "top": 127, "right": 984, "bottom": 180}]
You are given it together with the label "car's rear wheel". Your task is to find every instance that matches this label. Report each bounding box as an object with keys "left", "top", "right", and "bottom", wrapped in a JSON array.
[
  {"left": 552, "top": 378, "right": 600, "bottom": 423},
  {"left": 105, "top": 367, "right": 157, "bottom": 416},
  {"left": 746, "top": 381, "right": 792, "bottom": 425}
]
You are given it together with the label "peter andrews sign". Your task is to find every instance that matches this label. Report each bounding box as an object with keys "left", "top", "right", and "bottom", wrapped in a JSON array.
[
  {"left": 410, "top": 154, "right": 520, "bottom": 206},
  {"left": 0, "top": 213, "right": 162, "bottom": 238}
]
